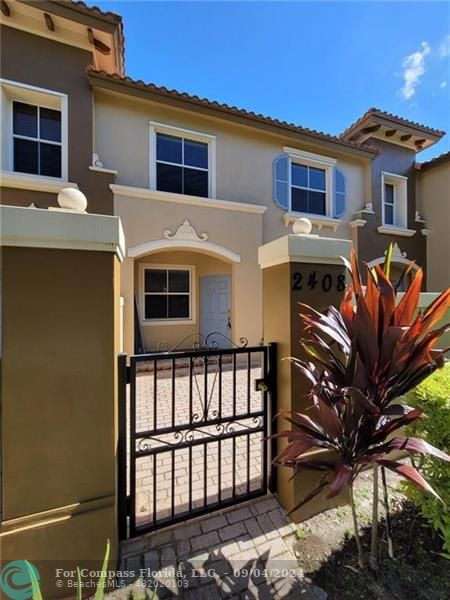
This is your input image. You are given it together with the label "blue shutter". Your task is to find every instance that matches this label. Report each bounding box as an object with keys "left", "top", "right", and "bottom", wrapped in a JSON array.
[
  {"left": 273, "top": 154, "right": 290, "bottom": 210},
  {"left": 334, "top": 167, "right": 346, "bottom": 218}
]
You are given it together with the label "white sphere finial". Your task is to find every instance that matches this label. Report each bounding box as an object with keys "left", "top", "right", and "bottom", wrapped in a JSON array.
[
  {"left": 58, "top": 188, "right": 88, "bottom": 212},
  {"left": 292, "top": 217, "right": 312, "bottom": 235}
]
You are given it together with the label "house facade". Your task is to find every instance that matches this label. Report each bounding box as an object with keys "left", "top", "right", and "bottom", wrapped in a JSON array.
[{"left": 1, "top": 1, "right": 448, "bottom": 356}]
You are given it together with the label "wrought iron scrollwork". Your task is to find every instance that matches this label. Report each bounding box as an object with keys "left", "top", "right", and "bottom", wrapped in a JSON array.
[
  {"left": 136, "top": 415, "right": 263, "bottom": 454},
  {"left": 157, "top": 332, "right": 248, "bottom": 353}
]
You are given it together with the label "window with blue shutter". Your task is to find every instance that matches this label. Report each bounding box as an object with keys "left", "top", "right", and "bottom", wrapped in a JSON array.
[
  {"left": 333, "top": 167, "right": 346, "bottom": 218},
  {"left": 273, "top": 154, "right": 290, "bottom": 210}
]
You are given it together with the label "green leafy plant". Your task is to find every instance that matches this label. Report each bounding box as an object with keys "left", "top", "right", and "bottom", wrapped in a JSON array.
[
  {"left": 274, "top": 246, "right": 450, "bottom": 569},
  {"left": 401, "top": 367, "right": 450, "bottom": 556},
  {"left": 25, "top": 541, "right": 111, "bottom": 600}
]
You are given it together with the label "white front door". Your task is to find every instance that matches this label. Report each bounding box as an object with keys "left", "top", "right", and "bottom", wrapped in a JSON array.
[{"left": 200, "top": 274, "right": 231, "bottom": 347}]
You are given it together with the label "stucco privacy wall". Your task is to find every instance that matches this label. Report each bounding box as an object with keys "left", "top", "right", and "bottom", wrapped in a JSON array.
[
  {"left": 116, "top": 194, "right": 263, "bottom": 354},
  {"left": 0, "top": 206, "right": 123, "bottom": 597},
  {"left": 134, "top": 250, "right": 232, "bottom": 350},
  {"left": 94, "top": 90, "right": 369, "bottom": 242},
  {"left": 416, "top": 161, "right": 450, "bottom": 291}
]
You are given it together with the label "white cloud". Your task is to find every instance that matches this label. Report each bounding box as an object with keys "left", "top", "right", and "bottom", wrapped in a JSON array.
[
  {"left": 441, "top": 80, "right": 448, "bottom": 89},
  {"left": 399, "top": 41, "right": 431, "bottom": 99},
  {"left": 439, "top": 34, "right": 450, "bottom": 58}
]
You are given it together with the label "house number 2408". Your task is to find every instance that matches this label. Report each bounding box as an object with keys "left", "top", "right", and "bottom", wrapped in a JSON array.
[{"left": 292, "top": 271, "right": 346, "bottom": 292}]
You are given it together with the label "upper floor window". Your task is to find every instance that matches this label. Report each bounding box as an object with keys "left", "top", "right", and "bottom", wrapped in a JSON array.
[
  {"left": 13, "top": 102, "right": 62, "bottom": 178},
  {"left": 156, "top": 133, "right": 208, "bottom": 197},
  {"left": 0, "top": 79, "right": 68, "bottom": 180},
  {"left": 382, "top": 172, "right": 408, "bottom": 228},
  {"left": 384, "top": 182, "right": 395, "bottom": 225},
  {"left": 291, "top": 163, "right": 326, "bottom": 215},
  {"left": 273, "top": 148, "right": 346, "bottom": 219},
  {"left": 149, "top": 122, "right": 216, "bottom": 198}
]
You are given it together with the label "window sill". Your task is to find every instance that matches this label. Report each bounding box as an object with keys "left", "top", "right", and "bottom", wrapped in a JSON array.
[
  {"left": 283, "top": 212, "right": 342, "bottom": 232},
  {"left": 142, "top": 319, "right": 196, "bottom": 327},
  {"left": 0, "top": 170, "right": 77, "bottom": 193},
  {"left": 89, "top": 165, "right": 118, "bottom": 176},
  {"left": 377, "top": 225, "right": 416, "bottom": 237}
]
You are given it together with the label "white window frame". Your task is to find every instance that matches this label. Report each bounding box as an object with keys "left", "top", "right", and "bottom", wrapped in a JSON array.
[
  {"left": 381, "top": 171, "right": 408, "bottom": 228},
  {"left": 283, "top": 147, "right": 336, "bottom": 218},
  {"left": 149, "top": 122, "right": 216, "bottom": 199},
  {"left": 0, "top": 79, "right": 68, "bottom": 181},
  {"left": 140, "top": 263, "right": 196, "bottom": 326}
]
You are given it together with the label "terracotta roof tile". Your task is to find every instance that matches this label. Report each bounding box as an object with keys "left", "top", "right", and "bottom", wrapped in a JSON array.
[
  {"left": 416, "top": 150, "right": 450, "bottom": 171},
  {"left": 59, "top": 0, "right": 122, "bottom": 23},
  {"left": 341, "top": 107, "right": 445, "bottom": 139},
  {"left": 87, "top": 67, "right": 378, "bottom": 157}
]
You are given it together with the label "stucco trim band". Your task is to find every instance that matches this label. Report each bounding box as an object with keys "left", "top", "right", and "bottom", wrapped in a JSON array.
[
  {"left": 128, "top": 239, "right": 241, "bottom": 263},
  {"left": 0, "top": 494, "right": 115, "bottom": 537},
  {"left": 0, "top": 170, "right": 79, "bottom": 193},
  {"left": 377, "top": 225, "right": 416, "bottom": 237},
  {"left": 0, "top": 205, "right": 126, "bottom": 261},
  {"left": 110, "top": 184, "right": 267, "bottom": 215},
  {"left": 259, "top": 234, "right": 352, "bottom": 269}
]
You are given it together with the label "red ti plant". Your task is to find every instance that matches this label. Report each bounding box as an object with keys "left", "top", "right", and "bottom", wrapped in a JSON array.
[{"left": 275, "top": 246, "right": 450, "bottom": 569}]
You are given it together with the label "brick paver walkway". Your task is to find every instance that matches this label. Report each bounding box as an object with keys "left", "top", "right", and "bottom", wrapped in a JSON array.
[
  {"left": 116, "top": 494, "right": 327, "bottom": 599},
  {"left": 131, "top": 355, "right": 269, "bottom": 529}
]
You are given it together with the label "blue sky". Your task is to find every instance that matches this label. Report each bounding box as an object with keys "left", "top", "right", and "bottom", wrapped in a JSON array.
[{"left": 99, "top": 1, "right": 450, "bottom": 160}]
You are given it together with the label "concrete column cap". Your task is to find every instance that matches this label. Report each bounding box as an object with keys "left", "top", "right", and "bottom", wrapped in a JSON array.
[
  {"left": 258, "top": 233, "right": 352, "bottom": 269},
  {"left": 0, "top": 205, "right": 126, "bottom": 261}
]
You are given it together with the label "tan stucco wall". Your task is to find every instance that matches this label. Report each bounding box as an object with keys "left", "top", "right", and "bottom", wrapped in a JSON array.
[
  {"left": 94, "top": 90, "right": 368, "bottom": 243},
  {"left": 134, "top": 250, "right": 232, "bottom": 351},
  {"left": 116, "top": 195, "right": 263, "bottom": 354},
  {"left": 416, "top": 162, "right": 450, "bottom": 291},
  {"left": 95, "top": 91, "right": 369, "bottom": 354},
  {"left": 0, "top": 246, "right": 120, "bottom": 597}
]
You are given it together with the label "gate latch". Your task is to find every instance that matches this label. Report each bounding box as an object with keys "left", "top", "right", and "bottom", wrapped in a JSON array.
[{"left": 254, "top": 378, "right": 269, "bottom": 393}]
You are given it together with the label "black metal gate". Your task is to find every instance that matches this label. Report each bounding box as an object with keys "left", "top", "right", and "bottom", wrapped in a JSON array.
[{"left": 118, "top": 341, "right": 276, "bottom": 539}]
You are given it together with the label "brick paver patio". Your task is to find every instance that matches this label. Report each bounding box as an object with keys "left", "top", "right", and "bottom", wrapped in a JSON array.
[
  {"left": 116, "top": 494, "right": 327, "bottom": 599},
  {"left": 131, "top": 355, "right": 269, "bottom": 529}
]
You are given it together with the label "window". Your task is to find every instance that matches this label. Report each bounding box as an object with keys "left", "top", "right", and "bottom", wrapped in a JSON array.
[
  {"left": 13, "top": 101, "right": 62, "bottom": 177},
  {"left": 384, "top": 182, "right": 395, "bottom": 225},
  {"left": 1, "top": 79, "right": 68, "bottom": 180},
  {"left": 381, "top": 172, "right": 408, "bottom": 228},
  {"left": 273, "top": 148, "right": 343, "bottom": 220},
  {"left": 156, "top": 133, "right": 208, "bottom": 197},
  {"left": 150, "top": 122, "right": 216, "bottom": 198},
  {"left": 291, "top": 163, "right": 326, "bottom": 215},
  {"left": 143, "top": 267, "right": 192, "bottom": 321}
]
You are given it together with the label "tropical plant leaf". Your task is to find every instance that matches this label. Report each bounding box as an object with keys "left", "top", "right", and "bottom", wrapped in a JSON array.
[
  {"left": 374, "top": 264, "right": 396, "bottom": 331},
  {"left": 383, "top": 242, "right": 394, "bottom": 279},
  {"left": 382, "top": 403, "right": 414, "bottom": 417},
  {"left": 327, "top": 463, "right": 353, "bottom": 499},
  {"left": 342, "top": 386, "right": 380, "bottom": 415},
  {"left": 350, "top": 249, "right": 363, "bottom": 298},
  {"left": 94, "top": 539, "right": 110, "bottom": 600},
  {"left": 25, "top": 561, "right": 42, "bottom": 600},
  {"left": 421, "top": 289, "right": 450, "bottom": 333},
  {"left": 384, "top": 437, "right": 450, "bottom": 462},
  {"left": 395, "top": 268, "right": 423, "bottom": 326},
  {"left": 376, "top": 459, "right": 444, "bottom": 503}
]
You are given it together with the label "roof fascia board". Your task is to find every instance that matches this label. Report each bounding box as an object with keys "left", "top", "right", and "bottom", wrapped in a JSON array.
[
  {"left": 370, "top": 114, "right": 442, "bottom": 142},
  {"left": 19, "top": 0, "right": 119, "bottom": 33}
]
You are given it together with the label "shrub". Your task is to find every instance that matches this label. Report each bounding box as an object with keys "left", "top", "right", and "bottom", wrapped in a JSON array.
[{"left": 402, "top": 366, "right": 450, "bottom": 555}]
